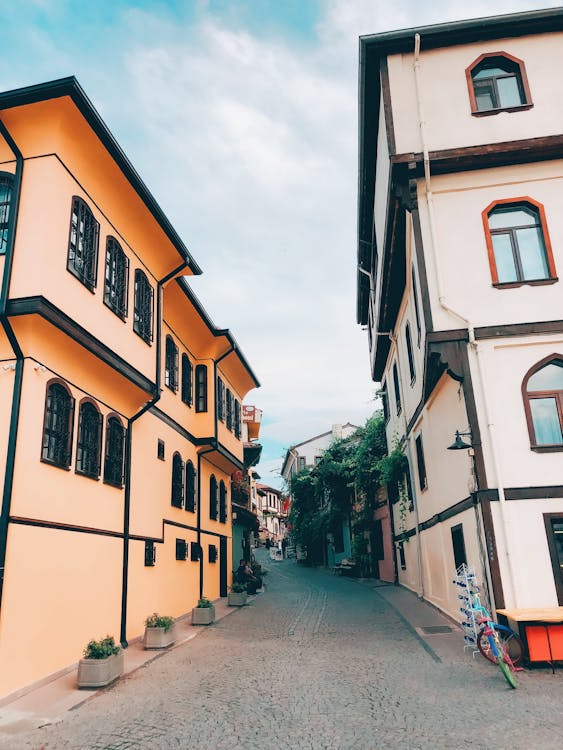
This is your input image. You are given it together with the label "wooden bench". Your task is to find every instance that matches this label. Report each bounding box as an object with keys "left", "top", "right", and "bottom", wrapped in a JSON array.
[
  {"left": 496, "top": 607, "right": 563, "bottom": 670},
  {"left": 333, "top": 559, "right": 357, "bottom": 576}
]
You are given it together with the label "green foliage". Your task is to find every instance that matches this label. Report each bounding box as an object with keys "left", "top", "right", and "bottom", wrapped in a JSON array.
[
  {"left": 230, "top": 582, "right": 246, "bottom": 593},
  {"left": 144, "top": 613, "right": 174, "bottom": 632},
  {"left": 377, "top": 442, "right": 409, "bottom": 487},
  {"left": 354, "top": 414, "right": 388, "bottom": 495},
  {"left": 83, "top": 635, "right": 120, "bottom": 660},
  {"left": 196, "top": 596, "right": 212, "bottom": 608}
]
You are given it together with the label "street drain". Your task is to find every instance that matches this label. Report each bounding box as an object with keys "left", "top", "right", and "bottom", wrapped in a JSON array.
[{"left": 421, "top": 625, "right": 453, "bottom": 634}]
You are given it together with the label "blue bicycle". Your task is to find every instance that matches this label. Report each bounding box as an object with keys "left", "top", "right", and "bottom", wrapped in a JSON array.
[{"left": 471, "top": 594, "right": 520, "bottom": 689}]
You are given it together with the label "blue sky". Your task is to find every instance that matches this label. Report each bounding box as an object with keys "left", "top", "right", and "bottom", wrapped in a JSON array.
[{"left": 0, "top": 0, "right": 557, "bottom": 489}]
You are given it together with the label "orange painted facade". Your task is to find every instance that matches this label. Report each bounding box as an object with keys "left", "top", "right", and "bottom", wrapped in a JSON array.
[{"left": 0, "top": 78, "right": 259, "bottom": 699}]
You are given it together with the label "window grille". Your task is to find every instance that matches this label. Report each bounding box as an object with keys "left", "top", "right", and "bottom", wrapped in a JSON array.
[
  {"left": 185, "top": 460, "right": 197, "bottom": 512},
  {"left": 103, "top": 416, "right": 126, "bottom": 486},
  {"left": 226, "top": 389, "right": 233, "bottom": 430},
  {"left": 67, "top": 197, "right": 99, "bottom": 290},
  {"left": 145, "top": 540, "right": 156, "bottom": 566},
  {"left": 209, "top": 474, "right": 218, "bottom": 520},
  {"left": 171, "top": 452, "right": 184, "bottom": 508},
  {"left": 176, "top": 539, "right": 188, "bottom": 561},
  {"left": 133, "top": 269, "right": 154, "bottom": 343},
  {"left": 208, "top": 545, "right": 218, "bottom": 563},
  {"left": 190, "top": 542, "right": 201, "bottom": 561},
  {"left": 219, "top": 480, "right": 227, "bottom": 523},
  {"left": 195, "top": 365, "right": 207, "bottom": 412},
  {"left": 181, "top": 354, "right": 193, "bottom": 406},
  {"left": 0, "top": 174, "right": 13, "bottom": 254},
  {"left": 76, "top": 401, "right": 102, "bottom": 478},
  {"left": 217, "top": 377, "right": 224, "bottom": 421},
  {"left": 234, "top": 400, "right": 241, "bottom": 438},
  {"left": 165, "top": 335, "right": 179, "bottom": 391},
  {"left": 104, "top": 237, "right": 129, "bottom": 319},
  {"left": 41, "top": 382, "right": 74, "bottom": 468}
]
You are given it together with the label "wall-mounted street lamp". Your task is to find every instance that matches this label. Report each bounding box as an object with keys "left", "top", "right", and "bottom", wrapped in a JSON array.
[{"left": 447, "top": 430, "right": 473, "bottom": 451}]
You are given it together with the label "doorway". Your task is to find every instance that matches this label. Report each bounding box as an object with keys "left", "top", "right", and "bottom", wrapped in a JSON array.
[{"left": 219, "top": 536, "right": 228, "bottom": 597}]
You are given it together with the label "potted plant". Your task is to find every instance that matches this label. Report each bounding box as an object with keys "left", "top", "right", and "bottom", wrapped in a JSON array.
[
  {"left": 77, "top": 635, "right": 124, "bottom": 689},
  {"left": 228, "top": 582, "right": 248, "bottom": 606},
  {"left": 191, "top": 596, "right": 215, "bottom": 625},
  {"left": 143, "top": 613, "right": 176, "bottom": 649}
]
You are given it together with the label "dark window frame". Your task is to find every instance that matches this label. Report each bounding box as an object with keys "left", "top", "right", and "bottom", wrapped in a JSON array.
[
  {"left": 451, "top": 523, "right": 468, "bottom": 570},
  {"left": 208, "top": 544, "right": 218, "bottom": 563},
  {"left": 176, "top": 539, "right": 188, "bottom": 561},
  {"left": 185, "top": 460, "right": 197, "bottom": 512},
  {"left": 226, "top": 388, "right": 233, "bottom": 430},
  {"left": 482, "top": 198, "right": 557, "bottom": 288},
  {"left": 521, "top": 354, "right": 563, "bottom": 452},
  {"left": 543, "top": 513, "right": 563, "bottom": 605},
  {"left": 234, "top": 400, "right": 241, "bottom": 439},
  {"left": 103, "top": 414, "right": 126, "bottom": 487},
  {"left": 145, "top": 540, "right": 156, "bottom": 567},
  {"left": 103, "top": 236, "right": 129, "bottom": 320},
  {"left": 41, "top": 380, "right": 75, "bottom": 470},
  {"left": 67, "top": 196, "right": 99, "bottom": 292},
  {"left": 381, "top": 381, "right": 390, "bottom": 424},
  {"left": 219, "top": 480, "right": 227, "bottom": 523},
  {"left": 415, "top": 434, "right": 427, "bottom": 491},
  {"left": 157, "top": 439, "right": 165, "bottom": 460},
  {"left": 393, "top": 362, "right": 402, "bottom": 416},
  {"left": 411, "top": 266, "right": 422, "bottom": 347},
  {"left": 181, "top": 354, "right": 193, "bottom": 407},
  {"left": 171, "top": 452, "right": 184, "bottom": 508},
  {"left": 195, "top": 364, "right": 208, "bottom": 413},
  {"left": 133, "top": 269, "right": 154, "bottom": 344},
  {"left": 165, "top": 335, "right": 179, "bottom": 392},
  {"left": 466, "top": 51, "right": 532, "bottom": 117},
  {"left": 405, "top": 322, "right": 416, "bottom": 385},
  {"left": 75, "top": 399, "right": 102, "bottom": 480},
  {"left": 0, "top": 172, "right": 14, "bottom": 255},
  {"left": 217, "top": 377, "right": 224, "bottom": 421},
  {"left": 209, "top": 474, "right": 218, "bottom": 520}
]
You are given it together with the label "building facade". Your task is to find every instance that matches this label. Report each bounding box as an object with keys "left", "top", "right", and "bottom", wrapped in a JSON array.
[
  {"left": 0, "top": 77, "right": 259, "bottom": 698},
  {"left": 357, "top": 9, "right": 563, "bottom": 621}
]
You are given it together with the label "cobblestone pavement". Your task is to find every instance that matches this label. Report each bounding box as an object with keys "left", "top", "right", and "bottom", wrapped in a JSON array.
[{"left": 4, "top": 552, "right": 563, "bottom": 750}]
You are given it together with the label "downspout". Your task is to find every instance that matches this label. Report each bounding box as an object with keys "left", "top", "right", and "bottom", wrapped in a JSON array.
[
  {"left": 0, "top": 118, "right": 24, "bottom": 614},
  {"left": 120, "top": 259, "right": 188, "bottom": 647},
  {"left": 197, "top": 446, "right": 215, "bottom": 599},
  {"left": 413, "top": 34, "right": 516, "bottom": 607}
]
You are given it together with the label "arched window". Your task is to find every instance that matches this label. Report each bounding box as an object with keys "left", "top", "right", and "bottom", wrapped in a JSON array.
[
  {"left": 195, "top": 364, "right": 208, "bottom": 412},
  {"left": 133, "top": 269, "right": 154, "bottom": 344},
  {"left": 67, "top": 196, "right": 99, "bottom": 290},
  {"left": 165, "top": 335, "right": 179, "bottom": 392},
  {"left": 181, "top": 354, "right": 193, "bottom": 406},
  {"left": 219, "top": 480, "right": 227, "bottom": 523},
  {"left": 76, "top": 400, "right": 102, "bottom": 478},
  {"left": 41, "top": 381, "right": 75, "bottom": 468},
  {"left": 482, "top": 199, "right": 556, "bottom": 286},
  {"left": 171, "top": 452, "right": 184, "bottom": 508},
  {"left": 209, "top": 474, "right": 218, "bottom": 520},
  {"left": 466, "top": 52, "right": 531, "bottom": 115},
  {"left": 103, "top": 415, "right": 126, "bottom": 487},
  {"left": 104, "top": 237, "right": 129, "bottom": 319},
  {"left": 523, "top": 356, "right": 563, "bottom": 449},
  {"left": 0, "top": 173, "right": 14, "bottom": 254},
  {"left": 185, "top": 460, "right": 196, "bottom": 512}
]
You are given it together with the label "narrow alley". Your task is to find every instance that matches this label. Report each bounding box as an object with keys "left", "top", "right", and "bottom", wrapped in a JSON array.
[{"left": 2, "top": 552, "right": 562, "bottom": 750}]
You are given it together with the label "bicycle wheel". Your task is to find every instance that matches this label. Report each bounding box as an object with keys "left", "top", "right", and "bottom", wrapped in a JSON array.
[
  {"left": 477, "top": 624, "right": 524, "bottom": 666},
  {"left": 498, "top": 655, "right": 517, "bottom": 689}
]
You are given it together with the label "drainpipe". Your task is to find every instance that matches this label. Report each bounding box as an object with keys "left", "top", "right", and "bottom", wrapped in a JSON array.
[
  {"left": 120, "top": 259, "right": 188, "bottom": 647},
  {"left": 413, "top": 34, "right": 516, "bottom": 607},
  {"left": 0, "top": 118, "right": 24, "bottom": 614},
  {"left": 197, "top": 446, "right": 215, "bottom": 599}
]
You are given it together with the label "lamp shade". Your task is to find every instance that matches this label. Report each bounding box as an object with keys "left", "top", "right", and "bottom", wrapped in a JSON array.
[{"left": 447, "top": 431, "right": 472, "bottom": 450}]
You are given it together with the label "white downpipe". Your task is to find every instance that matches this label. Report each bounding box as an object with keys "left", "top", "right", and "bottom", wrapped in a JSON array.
[{"left": 413, "top": 34, "right": 517, "bottom": 608}]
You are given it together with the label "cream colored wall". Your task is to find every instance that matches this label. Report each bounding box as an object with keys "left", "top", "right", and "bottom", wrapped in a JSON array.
[
  {"left": 0, "top": 524, "right": 121, "bottom": 697},
  {"left": 491, "top": 499, "right": 563, "bottom": 609},
  {"left": 10, "top": 157, "right": 156, "bottom": 381},
  {"left": 388, "top": 32, "right": 563, "bottom": 154}
]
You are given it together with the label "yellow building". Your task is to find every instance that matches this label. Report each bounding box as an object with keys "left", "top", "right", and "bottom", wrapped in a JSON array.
[{"left": 0, "top": 77, "right": 259, "bottom": 699}]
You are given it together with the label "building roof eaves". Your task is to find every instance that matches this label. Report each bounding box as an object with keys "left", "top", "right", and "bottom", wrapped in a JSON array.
[{"left": 0, "top": 76, "right": 202, "bottom": 276}]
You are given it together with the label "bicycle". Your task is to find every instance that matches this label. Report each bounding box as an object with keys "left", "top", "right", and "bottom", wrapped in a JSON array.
[
  {"left": 477, "top": 621, "right": 524, "bottom": 667},
  {"left": 471, "top": 593, "right": 519, "bottom": 689}
]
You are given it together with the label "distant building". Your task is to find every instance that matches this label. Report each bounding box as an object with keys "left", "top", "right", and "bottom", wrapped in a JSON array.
[
  {"left": 255, "top": 483, "right": 286, "bottom": 542},
  {"left": 356, "top": 9, "right": 563, "bottom": 620}
]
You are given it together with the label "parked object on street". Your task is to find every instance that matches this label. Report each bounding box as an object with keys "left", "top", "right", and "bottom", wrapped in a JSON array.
[
  {"left": 470, "top": 594, "right": 519, "bottom": 688},
  {"left": 77, "top": 636, "right": 124, "bottom": 689},
  {"left": 143, "top": 613, "right": 176, "bottom": 649},
  {"left": 228, "top": 583, "right": 248, "bottom": 607},
  {"left": 192, "top": 597, "right": 215, "bottom": 625},
  {"left": 270, "top": 547, "right": 283, "bottom": 561},
  {"left": 333, "top": 559, "right": 357, "bottom": 576}
]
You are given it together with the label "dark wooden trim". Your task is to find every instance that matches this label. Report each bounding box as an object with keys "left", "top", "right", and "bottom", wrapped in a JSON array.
[
  {"left": 149, "top": 405, "right": 204, "bottom": 446},
  {"left": 9, "top": 516, "right": 123, "bottom": 538},
  {"left": 479, "top": 496, "right": 505, "bottom": 608},
  {"left": 543, "top": 513, "right": 563, "bottom": 605},
  {"left": 7, "top": 296, "right": 155, "bottom": 394},
  {"left": 476, "top": 320, "right": 563, "bottom": 339},
  {"left": 392, "top": 133, "right": 563, "bottom": 176},
  {"left": 465, "top": 51, "right": 532, "bottom": 116},
  {"left": 379, "top": 56, "right": 395, "bottom": 155},
  {"left": 493, "top": 278, "right": 558, "bottom": 290},
  {"left": 459, "top": 344, "right": 487, "bottom": 489},
  {"left": 419, "top": 495, "right": 476, "bottom": 531},
  {"left": 504, "top": 486, "right": 563, "bottom": 500}
]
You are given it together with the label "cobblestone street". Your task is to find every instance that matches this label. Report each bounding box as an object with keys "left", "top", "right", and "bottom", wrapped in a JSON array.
[{"left": 3, "top": 552, "right": 563, "bottom": 750}]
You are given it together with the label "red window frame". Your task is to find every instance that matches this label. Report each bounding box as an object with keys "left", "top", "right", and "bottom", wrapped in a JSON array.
[
  {"left": 465, "top": 51, "right": 532, "bottom": 117},
  {"left": 521, "top": 354, "right": 563, "bottom": 452}
]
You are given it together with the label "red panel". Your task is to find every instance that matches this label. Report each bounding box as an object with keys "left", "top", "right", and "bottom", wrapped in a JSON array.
[
  {"left": 526, "top": 626, "right": 551, "bottom": 661},
  {"left": 547, "top": 625, "right": 563, "bottom": 660}
]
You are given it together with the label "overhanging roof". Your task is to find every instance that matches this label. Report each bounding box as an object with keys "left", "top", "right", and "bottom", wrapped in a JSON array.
[{"left": 0, "top": 76, "right": 202, "bottom": 275}]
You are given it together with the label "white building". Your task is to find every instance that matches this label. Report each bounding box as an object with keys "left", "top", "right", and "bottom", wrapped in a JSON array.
[
  {"left": 357, "top": 8, "right": 563, "bottom": 620},
  {"left": 281, "top": 423, "right": 359, "bottom": 480}
]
